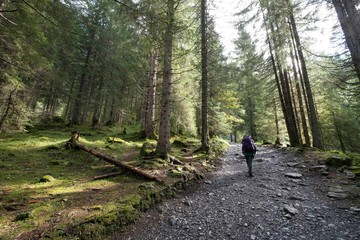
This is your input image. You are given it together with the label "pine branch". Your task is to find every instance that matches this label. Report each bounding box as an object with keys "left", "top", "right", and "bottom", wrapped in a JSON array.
[{"left": 22, "top": 0, "right": 85, "bottom": 37}]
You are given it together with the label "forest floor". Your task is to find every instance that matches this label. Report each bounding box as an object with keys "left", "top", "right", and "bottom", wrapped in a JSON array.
[
  {"left": 117, "top": 144, "right": 360, "bottom": 240},
  {"left": 0, "top": 127, "right": 227, "bottom": 239}
]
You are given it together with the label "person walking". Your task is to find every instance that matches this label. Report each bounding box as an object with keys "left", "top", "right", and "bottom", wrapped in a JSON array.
[{"left": 241, "top": 135, "right": 257, "bottom": 177}]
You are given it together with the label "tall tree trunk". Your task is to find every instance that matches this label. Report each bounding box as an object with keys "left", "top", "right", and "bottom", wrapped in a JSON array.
[
  {"left": 332, "top": 0, "right": 360, "bottom": 81},
  {"left": 266, "top": 26, "right": 289, "bottom": 144},
  {"left": 200, "top": 0, "right": 210, "bottom": 153},
  {"left": 107, "top": 97, "right": 115, "bottom": 126},
  {"left": 288, "top": 36, "right": 311, "bottom": 146},
  {"left": 273, "top": 99, "right": 281, "bottom": 145},
  {"left": 287, "top": 0, "right": 323, "bottom": 149},
  {"left": 0, "top": 88, "right": 16, "bottom": 132},
  {"left": 63, "top": 77, "right": 76, "bottom": 122},
  {"left": 70, "top": 42, "right": 93, "bottom": 125},
  {"left": 92, "top": 76, "right": 105, "bottom": 127},
  {"left": 247, "top": 97, "right": 257, "bottom": 141},
  {"left": 287, "top": 71, "right": 303, "bottom": 145},
  {"left": 144, "top": 48, "right": 158, "bottom": 139},
  {"left": 155, "top": 0, "right": 175, "bottom": 159},
  {"left": 81, "top": 72, "right": 96, "bottom": 123},
  {"left": 261, "top": 5, "right": 292, "bottom": 145},
  {"left": 282, "top": 69, "right": 301, "bottom": 146},
  {"left": 333, "top": 112, "right": 346, "bottom": 153}
]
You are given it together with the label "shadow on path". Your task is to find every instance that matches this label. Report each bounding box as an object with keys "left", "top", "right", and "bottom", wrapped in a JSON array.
[{"left": 116, "top": 144, "right": 360, "bottom": 240}]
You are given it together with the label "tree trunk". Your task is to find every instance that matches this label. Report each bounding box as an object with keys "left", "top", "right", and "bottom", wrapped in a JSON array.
[
  {"left": 282, "top": 69, "right": 301, "bottom": 147},
  {"left": 273, "top": 99, "right": 281, "bottom": 145},
  {"left": 266, "top": 27, "right": 289, "bottom": 144},
  {"left": 287, "top": 71, "right": 303, "bottom": 145},
  {"left": 288, "top": 37, "right": 311, "bottom": 146},
  {"left": 0, "top": 88, "right": 16, "bottom": 132},
  {"left": 287, "top": 0, "right": 323, "bottom": 149},
  {"left": 155, "top": 0, "right": 175, "bottom": 159},
  {"left": 261, "top": 5, "right": 290, "bottom": 145},
  {"left": 107, "top": 97, "right": 115, "bottom": 126},
  {"left": 63, "top": 77, "right": 75, "bottom": 122},
  {"left": 144, "top": 48, "right": 159, "bottom": 139},
  {"left": 70, "top": 42, "right": 93, "bottom": 125},
  {"left": 91, "top": 76, "right": 105, "bottom": 127},
  {"left": 200, "top": 0, "right": 210, "bottom": 153},
  {"left": 332, "top": 0, "right": 360, "bottom": 81},
  {"left": 81, "top": 72, "right": 97, "bottom": 123},
  {"left": 247, "top": 97, "right": 257, "bottom": 141},
  {"left": 332, "top": 112, "right": 346, "bottom": 153}
]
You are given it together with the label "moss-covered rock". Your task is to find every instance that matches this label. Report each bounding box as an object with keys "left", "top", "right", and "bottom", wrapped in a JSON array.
[
  {"left": 172, "top": 140, "right": 188, "bottom": 148},
  {"left": 139, "top": 142, "right": 156, "bottom": 157},
  {"left": 325, "top": 156, "right": 353, "bottom": 168},
  {"left": 107, "top": 137, "right": 127, "bottom": 144},
  {"left": 139, "top": 182, "right": 156, "bottom": 191},
  {"left": 14, "top": 212, "right": 30, "bottom": 221},
  {"left": 40, "top": 175, "right": 56, "bottom": 182}
]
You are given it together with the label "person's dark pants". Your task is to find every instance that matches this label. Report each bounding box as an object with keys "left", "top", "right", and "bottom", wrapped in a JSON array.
[{"left": 245, "top": 155, "right": 254, "bottom": 176}]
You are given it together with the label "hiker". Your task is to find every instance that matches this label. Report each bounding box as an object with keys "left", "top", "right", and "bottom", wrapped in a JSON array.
[{"left": 241, "top": 135, "right": 257, "bottom": 177}]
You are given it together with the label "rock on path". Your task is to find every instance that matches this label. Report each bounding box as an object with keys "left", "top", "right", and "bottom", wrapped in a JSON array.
[{"left": 116, "top": 144, "right": 360, "bottom": 240}]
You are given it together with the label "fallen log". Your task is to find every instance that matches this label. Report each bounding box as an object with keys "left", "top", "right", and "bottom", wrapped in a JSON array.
[
  {"left": 66, "top": 131, "right": 164, "bottom": 184},
  {"left": 93, "top": 172, "right": 124, "bottom": 180}
]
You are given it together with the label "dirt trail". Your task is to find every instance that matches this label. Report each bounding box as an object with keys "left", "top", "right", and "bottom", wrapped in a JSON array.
[{"left": 116, "top": 144, "right": 360, "bottom": 240}]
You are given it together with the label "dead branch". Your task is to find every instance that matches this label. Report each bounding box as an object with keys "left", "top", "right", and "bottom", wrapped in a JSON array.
[
  {"left": 66, "top": 131, "right": 164, "bottom": 184},
  {"left": 93, "top": 172, "right": 124, "bottom": 180}
]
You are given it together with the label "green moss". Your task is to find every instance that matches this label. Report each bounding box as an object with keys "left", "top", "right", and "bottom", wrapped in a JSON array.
[
  {"left": 14, "top": 212, "right": 31, "bottom": 221},
  {"left": 106, "top": 137, "right": 127, "bottom": 144},
  {"left": 168, "top": 169, "right": 184, "bottom": 178},
  {"left": 210, "top": 138, "right": 229, "bottom": 156},
  {"left": 0, "top": 126, "right": 215, "bottom": 239},
  {"left": 40, "top": 175, "right": 56, "bottom": 182}
]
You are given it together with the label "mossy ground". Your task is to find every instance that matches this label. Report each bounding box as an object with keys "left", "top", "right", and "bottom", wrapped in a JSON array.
[
  {"left": 289, "top": 146, "right": 360, "bottom": 181},
  {"left": 0, "top": 125, "right": 228, "bottom": 239}
]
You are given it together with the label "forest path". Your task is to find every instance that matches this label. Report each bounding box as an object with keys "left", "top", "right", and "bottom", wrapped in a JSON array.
[{"left": 116, "top": 144, "right": 360, "bottom": 240}]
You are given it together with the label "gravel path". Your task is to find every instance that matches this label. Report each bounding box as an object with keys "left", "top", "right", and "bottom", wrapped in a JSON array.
[{"left": 116, "top": 144, "right": 360, "bottom": 240}]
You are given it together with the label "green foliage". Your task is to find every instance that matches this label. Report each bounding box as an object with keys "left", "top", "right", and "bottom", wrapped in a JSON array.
[
  {"left": 310, "top": 58, "right": 360, "bottom": 152},
  {"left": 210, "top": 137, "right": 230, "bottom": 156},
  {"left": 208, "top": 107, "right": 233, "bottom": 137}
]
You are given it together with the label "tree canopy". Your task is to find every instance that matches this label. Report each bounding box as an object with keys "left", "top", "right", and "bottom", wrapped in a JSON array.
[{"left": 1, "top": 0, "right": 360, "bottom": 153}]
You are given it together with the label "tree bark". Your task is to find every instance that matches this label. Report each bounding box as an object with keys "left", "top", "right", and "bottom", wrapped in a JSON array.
[
  {"left": 66, "top": 132, "right": 164, "bottom": 183},
  {"left": 93, "top": 172, "right": 124, "bottom": 180},
  {"left": 70, "top": 41, "right": 93, "bottom": 125},
  {"left": 0, "top": 88, "right": 16, "bottom": 131},
  {"left": 332, "top": 112, "right": 346, "bottom": 153},
  {"left": 200, "top": 0, "right": 210, "bottom": 153},
  {"left": 155, "top": 0, "right": 175, "bottom": 159},
  {"left": 282, "top": 69, "right": 301, "bottom": 147},
  {"left": 287, "top": 70, "right": 303, "bottom": 145},
  {"left": 332, "top": 0, "right": 360, "bottom": 81},
  {"left": 288, "top": 36, "right": 311, "bottom": 146},
  {"left": 247, "top": 97, "right": 257, "bottom": 141},
  {"left": 144, "top": 48, "right": 159, "bottom": 139},
  {"left": 273, "top": 99, "right": 281, "bottom": 145},
  {"left": 91, "top": 76, "right": 105, "bottom": 127}
]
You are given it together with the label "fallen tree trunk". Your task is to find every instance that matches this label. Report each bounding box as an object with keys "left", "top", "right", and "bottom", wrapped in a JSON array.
[
  {"left": 66, "top": 131, "right": 164, "bottom": 184},
  {"left": 93, "top": 172, "right": 124, "bottom": 180}
]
